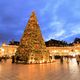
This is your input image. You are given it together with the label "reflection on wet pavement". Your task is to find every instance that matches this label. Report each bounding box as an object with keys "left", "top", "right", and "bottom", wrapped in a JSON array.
[{"left": 0, "top": 58, "right": 80, "bottom": 80}]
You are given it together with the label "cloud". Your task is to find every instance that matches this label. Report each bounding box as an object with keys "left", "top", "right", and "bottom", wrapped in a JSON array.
[
  {"left": 39, "top": 0, "right": 65, "bottom": 17},
  {"left": 45, "top": 23, "right": 80, "bottom": 42},
  {"left": 40, "top": 3, "right": 50, "bottom": 15},
  {"left": 64, "top": 0, "right": 80, "bottom": 17},
  {"left": 44, "top": 19, "right": 65, "bottom": 41},
  {"left": 0, "top": 0, "right": 80, "bottom": 44},
  {"left": 52, "top": 0, "right": 65, "bottom": 15},
  {"left": 71, "top": 24, "right": 80, "bottom": 34},
  {"left": 44, "top": 17, "right": 80, "bottom": 42},
  {"left": 48, "top": 30, "right": 65, "bottom": 40}
]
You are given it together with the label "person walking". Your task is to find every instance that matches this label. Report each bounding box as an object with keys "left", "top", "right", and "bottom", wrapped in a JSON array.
[{"left": 76, "top": 54, "right": 80, "bottom": 65}]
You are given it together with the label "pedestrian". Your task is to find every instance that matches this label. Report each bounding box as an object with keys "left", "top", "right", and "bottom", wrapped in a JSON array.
[
  {"left": 76, "top": 55, "right": 80, "bottom": 65},
  {"left": 4, "top": 56, "right": 7, "bottom": 62},
  {"left": 0, "top": 57, "right": 2, "bottom": 62},
  {"left": 12, "top": 55, "right": 15, "bottom": 63},
  {"left": 66, "top": 56, "right": 69, "bottom": 63},
  {"left": 60, "top": 56, "right": 63, "bottom": 64}
]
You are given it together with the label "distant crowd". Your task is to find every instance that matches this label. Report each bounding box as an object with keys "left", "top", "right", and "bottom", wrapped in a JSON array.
[
  {"left": 0, "top": 55, "right": 80, "bottom": 65},
  {"left": 54, "top": 54, "right": 80, "bottom": 65},
  {"left": 0, "top": 56, "right": 9, "bottom": 62}
]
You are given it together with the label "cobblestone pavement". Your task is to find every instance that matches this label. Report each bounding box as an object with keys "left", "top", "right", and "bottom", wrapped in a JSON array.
[{"left": 0, "top": 58, "right": 80, "bottom": 80}]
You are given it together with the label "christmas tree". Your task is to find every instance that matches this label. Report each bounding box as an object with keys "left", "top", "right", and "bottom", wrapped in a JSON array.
[{"left": 15, "top": 12, "right": 50, "bottom": 63}]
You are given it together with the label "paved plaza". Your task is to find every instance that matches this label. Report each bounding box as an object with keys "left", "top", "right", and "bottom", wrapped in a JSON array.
[{"left": 0, "top": 58, "right": 80, "bottom": 80}]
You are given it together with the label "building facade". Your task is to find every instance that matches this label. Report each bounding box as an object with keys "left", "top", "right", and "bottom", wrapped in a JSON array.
[
  {"left": 0, "top": 43, "right": 18, "bottom": 57},
  {"left": 47, "top": 43, "right": 80, "bottom": 58},
  {"left": 0, "top": 43, "right": 80, "bottom": 58}
]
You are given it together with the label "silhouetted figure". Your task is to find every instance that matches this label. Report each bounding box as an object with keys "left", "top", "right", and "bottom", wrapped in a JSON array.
[
  {"left": 60, "top": 56, "right": 63, "bottom": 64},
  {"left": 12, "top": 56, "right": 15, "bottom": 63},
  {"left": 4, "top": 56, "right": 7, "bottom": 62},
  {"left": 0, "top": 57, "right": 2, "bottom": 62},
  {"left": 76, "top": 55, "right": 80, "bottom": 65},
  {"left": 66, "top": 56, "right": 69, "bottom": 63},
  {"left": 16, "top": 56, "right": 19, "bottom": 63}
]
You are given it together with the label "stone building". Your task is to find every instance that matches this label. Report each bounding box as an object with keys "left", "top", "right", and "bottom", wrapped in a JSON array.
[
  {"left": 47, "top": 43, "right": 80, "bottom": 57},
  {"left": 0, "top": 42, "right": 80, "bottom": 59},
  {"left": 0, "top": 43, "right": 18, "bottom": 57}
]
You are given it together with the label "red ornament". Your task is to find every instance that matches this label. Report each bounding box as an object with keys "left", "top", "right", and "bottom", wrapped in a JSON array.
[{"left": 35, "top": 44, "right": 39, "bottom": 48}]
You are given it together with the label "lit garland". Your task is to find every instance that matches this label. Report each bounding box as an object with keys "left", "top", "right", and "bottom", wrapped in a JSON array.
[{"left": 15, "top": 12, "right": 50, "bottom": 63}]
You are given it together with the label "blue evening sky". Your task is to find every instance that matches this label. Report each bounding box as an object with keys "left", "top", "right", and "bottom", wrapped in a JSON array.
[{"left": 0, "top": 0, "right": 80, "bottom": 44}]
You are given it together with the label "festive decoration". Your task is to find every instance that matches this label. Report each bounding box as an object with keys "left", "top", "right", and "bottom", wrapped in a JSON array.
[{"left": 15, "top": 11, "right": 50, "bottom": 63}]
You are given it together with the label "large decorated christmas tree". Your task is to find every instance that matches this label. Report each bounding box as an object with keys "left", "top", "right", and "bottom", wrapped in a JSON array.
[{"left": 15, "top": 12, "right": 50, "bottom": 63}]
